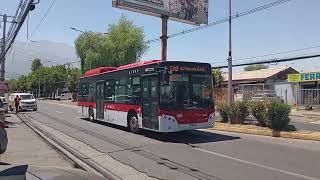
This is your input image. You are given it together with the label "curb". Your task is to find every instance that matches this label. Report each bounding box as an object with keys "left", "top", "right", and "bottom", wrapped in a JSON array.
[
  {"left": 290, "top": 114, "right": 320, "bottom": 118},
  {"left": 213, "top": 122, "right": 320, "bottom": 141}
]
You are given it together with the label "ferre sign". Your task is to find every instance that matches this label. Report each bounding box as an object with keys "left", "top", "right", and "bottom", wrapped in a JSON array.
[{"left": 288, "top": 72, "right": 320, "bottom": 82}]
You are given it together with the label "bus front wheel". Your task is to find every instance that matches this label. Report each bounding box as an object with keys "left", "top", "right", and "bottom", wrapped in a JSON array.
[{"left": 128, "top": 114, "right": 139, "bottom": 133}]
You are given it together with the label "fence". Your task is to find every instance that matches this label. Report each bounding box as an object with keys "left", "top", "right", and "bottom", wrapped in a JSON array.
[
  {"left": 214, "top": 86, "right": 320, "bottom": 107},
  {"left": 235, "top": 90, "right": 279, "bottom": 101},
  {"left": 297, "top": 89, "right": 320, "bottom": 106}
]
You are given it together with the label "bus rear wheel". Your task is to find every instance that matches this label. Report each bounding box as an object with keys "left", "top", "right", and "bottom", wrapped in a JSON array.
[
  {"left": 88, "top": 107, "right": 94, "bottom": 121},
  {"left": 129, "top": 114, "right": 139, "bottom": 133}
]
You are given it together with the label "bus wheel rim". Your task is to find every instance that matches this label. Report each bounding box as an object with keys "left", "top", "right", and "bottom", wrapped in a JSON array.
[{"left": 131, "top": 117, "right": 138, "bottom": 130}]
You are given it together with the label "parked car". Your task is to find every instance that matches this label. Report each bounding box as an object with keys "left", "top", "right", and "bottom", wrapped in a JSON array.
[
  {"left": 9, "top": 93, "right": 38, "bottom": 112},
  {"left": 0, "top": 97, "right": 8, "bottom": 113},
  {"left": 0, "top": 107, "right": 7, "bottom": 154}
]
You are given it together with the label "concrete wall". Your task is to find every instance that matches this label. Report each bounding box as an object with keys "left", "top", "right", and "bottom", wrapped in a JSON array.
[{"left": 274, "top": 83, "right": 295, "bottom": 105}]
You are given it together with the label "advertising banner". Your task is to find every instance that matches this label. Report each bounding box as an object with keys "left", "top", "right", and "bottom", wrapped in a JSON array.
[
  {"left": 112, "top": 0, "right": 209, "bottom": 25},
  {"left": 288, "top": 72, "right": 320, "bottom": 82}
]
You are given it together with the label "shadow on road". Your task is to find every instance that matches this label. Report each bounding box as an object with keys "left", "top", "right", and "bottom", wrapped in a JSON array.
[
  {"left": 0, "top": 162, "right": 11, "bottom": 165},
  {"left": 80, "top": 117, "right": 241, "bottom": 144},
  {"left": 145, "top": 130, "right": 241, "bottom": 144}
]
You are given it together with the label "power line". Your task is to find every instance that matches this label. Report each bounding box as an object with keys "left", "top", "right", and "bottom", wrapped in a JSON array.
[
  {"left": 147, "top": 0, "right": 292, "bottom": 43},
  {"left": 29, "top": 0, "right": 57, "bottom": 38},
  {"left": 213, "top": 44, "right": 320, "bottom": 65},
  {"left": 212, "top": 54, "right": 320, "bottom": 69},
  {"left": 4, "top": 0, "right": 35, "bottom": 54}
]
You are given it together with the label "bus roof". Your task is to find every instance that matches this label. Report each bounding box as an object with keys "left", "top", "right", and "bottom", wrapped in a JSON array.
[{"left": 82, "top": 60, "right": 161, "bottom": 78}]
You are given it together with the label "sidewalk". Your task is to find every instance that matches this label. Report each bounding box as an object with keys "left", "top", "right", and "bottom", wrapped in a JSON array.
[
  {"left": 290, "top": 109, "right": 320, "bottom": 118},
  {"left": 0, "top": 113, "right": 73, "bottom": 167},
  {"left": 290, "top": 109, "right": 320, "bottom": 130}
]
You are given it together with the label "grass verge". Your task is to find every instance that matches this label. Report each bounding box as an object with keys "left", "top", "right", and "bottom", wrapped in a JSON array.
[{"left": 213, "top": 122, "right": 320, "bottom": 141}]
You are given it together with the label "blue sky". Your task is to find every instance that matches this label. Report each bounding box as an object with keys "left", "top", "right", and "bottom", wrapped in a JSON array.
[{"left": 2, "top": 0, "right": 320, "bottom": 71}]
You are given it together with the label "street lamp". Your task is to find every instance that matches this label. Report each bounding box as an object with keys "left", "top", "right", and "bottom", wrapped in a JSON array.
[{"left": 70, "top": 27, "right": 92, "bottom": 73}]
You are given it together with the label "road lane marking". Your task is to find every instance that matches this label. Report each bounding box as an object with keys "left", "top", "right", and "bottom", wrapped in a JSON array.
[
  {"left": 55, "top": 111, "right": 63, "bottom": 114},
  {"left": 39, "top": 101, "right": 78, "bottom": 109},
  {"left": 196, "top": 148, "right": 320, "bottom": 180}
]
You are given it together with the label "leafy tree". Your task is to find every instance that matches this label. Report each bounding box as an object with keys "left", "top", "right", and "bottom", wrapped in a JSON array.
[
  {"left": 212, "top": 69, "right": 224, "bottom": 87},
  {"left": 9, "top": 79, "right": 19, "bottom": 92},
  {"left": 31, "top": 58, "right": 43, "bottom": 72},
  {"left": 75, "top": 15, "right": 149, "bottom": 73},
  {"left": 10, "top": 58, "right": 80, "bottom": 99},
  {"left": 66, "top": 68, "right": 81, "bottom": 100},
  {"left": 244, "top": 64, "right": 268, "bottom": 71},
  {"left": 16, "top": 75, "right": 28, "bottom": 92},
  {"left": 75, "top": 32, "right": 104, "bottom": 74}
]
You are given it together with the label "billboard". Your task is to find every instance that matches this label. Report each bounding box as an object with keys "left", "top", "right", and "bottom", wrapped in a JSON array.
[
  {"left": 288, "top": 72, "right": 320, "bottom": 83},
  {"left": 112, "top": 0, "right": 209, "bottom": 25}
]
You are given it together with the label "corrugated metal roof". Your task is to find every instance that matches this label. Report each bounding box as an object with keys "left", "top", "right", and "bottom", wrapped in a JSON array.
[
  {"left": 302, "top": 69, "right": 320, "bottom": 73},
  {"left": 223, "top": 67, "right": 293, "bottom": 82}
]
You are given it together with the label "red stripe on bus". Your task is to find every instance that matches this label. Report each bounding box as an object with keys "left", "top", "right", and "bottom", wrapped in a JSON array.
[
  {"left": 159, "top": 108, "right": 214, "bottom": 124},
  {"left": 105, "top": 103, "right": 141, "bottom": 113},
  {"left": 78, "top": 101, "right": 141, "bottom": 113},
  {"left": 78, "top": 101, "right": 96, "bottom": 108}
]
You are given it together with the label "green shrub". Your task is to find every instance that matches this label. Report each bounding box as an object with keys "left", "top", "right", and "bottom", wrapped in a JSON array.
[
  {"left": 236, "top": 101, "right": 250, "bottom": 124},
  {"left": 251, "top": 101, "right": 268, "bottom": 127},
  {"left": 267, "top": 102, "right": 291, "bottom": 130},
  {"left": 229, "top": 103, "right": 238, "bottom": 124},
  {"left": 217, "top": 101, "right": 229, "bottom": 123}
]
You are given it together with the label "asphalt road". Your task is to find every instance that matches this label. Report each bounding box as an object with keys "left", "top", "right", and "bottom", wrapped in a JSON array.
[{"left": 20, "top": 101, "right": 320, "bottom": 180}]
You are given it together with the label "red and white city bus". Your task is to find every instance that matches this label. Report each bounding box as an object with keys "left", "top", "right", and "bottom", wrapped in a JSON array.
[{"left": 78, "top": 60, "right": 215, "bottom": 133}]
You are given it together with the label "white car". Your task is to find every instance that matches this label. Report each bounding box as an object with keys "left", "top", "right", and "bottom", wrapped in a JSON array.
[
  {"left": 9, "top": 93, "right": 37, "bottom": 111},
  {"left": 0, "top": 97, "right": 8, "bottom": 113}
]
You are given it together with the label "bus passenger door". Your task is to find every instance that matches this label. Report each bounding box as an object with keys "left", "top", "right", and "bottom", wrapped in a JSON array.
[
  {"left": 96, "top": 82, "right": 105, "bottom": 120},
  {"left": 142, "top": 76, "right": 159, "bottom": 130}
]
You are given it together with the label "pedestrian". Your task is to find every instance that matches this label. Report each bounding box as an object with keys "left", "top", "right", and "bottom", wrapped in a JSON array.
[{"left": 14, "top": 95, "right": 20, "bottom": 113}]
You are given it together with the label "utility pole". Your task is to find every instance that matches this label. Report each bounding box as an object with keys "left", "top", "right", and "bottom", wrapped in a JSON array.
[
  {"left": 1, "top": 14, "right": 7, "bottom": 82},
  {"left": 38, "top": 73, "right": 41, "bottom": 98},
  {"left": 161, "top": 15, "right": 168, "bottom": 62},
  {"left": 227, "top": 0, "right": 233, "bottom": 109},
  {"left": 88, "top": 34, "right": 92, "bottom": 70}
]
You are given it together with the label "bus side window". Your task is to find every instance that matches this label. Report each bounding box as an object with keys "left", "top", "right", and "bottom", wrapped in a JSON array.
[
  {"left": 79, "top": 82, "right": 88, "bottom": 102},
  {"left": 131, "top": 77, "right": 141, "bottom": 105},
  {"left": 115, "top": 78, "right": 126, "bottom": 103},
  {"left": 105, "top": 80, "right": 115, "bottom": 102},
  {"left": 88, "top": 83, "right": 96, "bottom": 102}
]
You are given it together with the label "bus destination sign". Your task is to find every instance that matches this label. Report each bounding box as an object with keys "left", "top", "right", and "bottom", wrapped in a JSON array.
[{"left": 170, "top": 66, "right": 206, "bottom": 73}]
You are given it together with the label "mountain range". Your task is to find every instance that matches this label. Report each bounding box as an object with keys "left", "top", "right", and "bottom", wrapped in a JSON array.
[{"left": 5, "top": 40, "right": 78, "bottom": 79}]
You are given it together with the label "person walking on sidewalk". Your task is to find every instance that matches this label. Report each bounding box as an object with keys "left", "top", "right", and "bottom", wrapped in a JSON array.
[{"left": 14, "top": 95, "right": 20, "bottom": 113}]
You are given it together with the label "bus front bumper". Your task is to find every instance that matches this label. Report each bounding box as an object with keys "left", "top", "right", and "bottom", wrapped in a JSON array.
[{"left": 159, "top": 113, "right": 215, "bottom": 132}]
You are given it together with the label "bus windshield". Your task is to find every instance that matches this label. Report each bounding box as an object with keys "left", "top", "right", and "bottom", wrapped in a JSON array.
[{"left": 160, "top": 74, "right": 213, "bottom": 110}]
